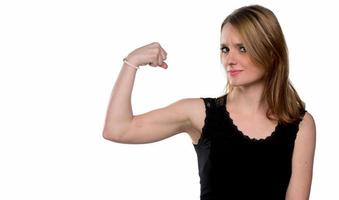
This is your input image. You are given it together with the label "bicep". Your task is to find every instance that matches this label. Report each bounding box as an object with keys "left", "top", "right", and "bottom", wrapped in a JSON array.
[
  {"left": 119, "top": 99, "right": 192, "bottom": 144},
  {"left": 286, "top": 112, "right": 316, "bottom": 200}
]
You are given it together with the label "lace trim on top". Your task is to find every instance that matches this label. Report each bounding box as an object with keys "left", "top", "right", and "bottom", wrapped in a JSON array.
[
  {"left": 194, "top": 94, "right": 306, "bottom": 146},
  {"left": 221, "top": 94, "right": 282, "bottom": 143}
]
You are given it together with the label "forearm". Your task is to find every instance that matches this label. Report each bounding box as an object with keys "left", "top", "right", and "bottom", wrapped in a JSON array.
[{"left": 103, "top": 63, "right": 137, "bottom": 139}]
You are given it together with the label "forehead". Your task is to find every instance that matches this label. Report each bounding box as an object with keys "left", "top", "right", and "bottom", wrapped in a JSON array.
[{"left": 220, "top": 23, "right": 243, "bottom": 44}]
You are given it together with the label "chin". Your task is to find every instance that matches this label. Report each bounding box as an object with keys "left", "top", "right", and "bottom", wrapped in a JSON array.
[
  {"left": 228, "top": 79, "right": 264, "bottom": 88},
  {"left": 228, "top": 81, "right": 247, "bottom": 87}
]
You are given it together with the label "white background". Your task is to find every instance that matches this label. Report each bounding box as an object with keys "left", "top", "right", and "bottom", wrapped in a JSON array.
[{"left": 0, "top": 0, "right": 338, "bottom": 199}]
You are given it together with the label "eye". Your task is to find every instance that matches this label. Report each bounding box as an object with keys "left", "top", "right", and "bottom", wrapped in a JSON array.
[
  {"left": 239, "top": 46, "right": 247, "bottom": 53},
  {"left": 220, "top": 46, "right": 229, "bottom": 54}
]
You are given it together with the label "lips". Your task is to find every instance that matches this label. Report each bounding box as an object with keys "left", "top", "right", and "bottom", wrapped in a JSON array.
[{"left": 228, "top": 70, "right": 243, "bottom": 76}]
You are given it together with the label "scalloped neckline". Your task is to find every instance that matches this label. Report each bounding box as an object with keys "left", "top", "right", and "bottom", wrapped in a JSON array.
[{"left": 221, "top": 94, "right": 281, "bottom": 143}]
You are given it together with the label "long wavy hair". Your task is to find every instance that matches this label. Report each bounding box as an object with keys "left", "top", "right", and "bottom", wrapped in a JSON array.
[{"left": 221, "top": 5, "right": 305, "bottom": 124}]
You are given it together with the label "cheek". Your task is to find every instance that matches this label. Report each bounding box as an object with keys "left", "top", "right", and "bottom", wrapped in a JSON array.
[
  {"left": 249, "top": 67, "right": 265, "bottom": 79},
  {"left": 242, "top": 61, "right": 265, "bottom": 78}
]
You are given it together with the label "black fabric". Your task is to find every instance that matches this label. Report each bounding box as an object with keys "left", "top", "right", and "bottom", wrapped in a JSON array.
[{"left": 193, "top": 94, "right": 306, "bottom": 200}]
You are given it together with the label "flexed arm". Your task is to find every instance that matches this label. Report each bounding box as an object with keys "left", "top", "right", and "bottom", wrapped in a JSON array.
[{"left": 102, "top": 42, "right": 193, "bottom": 144}]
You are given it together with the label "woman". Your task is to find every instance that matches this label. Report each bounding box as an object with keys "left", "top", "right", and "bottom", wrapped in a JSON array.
[{"left": 103, "top": 5, "right": 316, "bottom": 200}]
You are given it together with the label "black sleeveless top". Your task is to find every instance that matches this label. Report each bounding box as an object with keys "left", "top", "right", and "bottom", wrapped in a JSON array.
[{"left": 193, "top": 94, "right": 306, "bottom": 200}]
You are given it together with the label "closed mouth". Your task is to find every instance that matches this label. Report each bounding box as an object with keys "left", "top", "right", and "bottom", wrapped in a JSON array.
[
  {"left": 228, "top": 70, "right": 243, "bottom": 76},
  {"left": 227, "top": 70, "right": 243, "bottom": 72}
]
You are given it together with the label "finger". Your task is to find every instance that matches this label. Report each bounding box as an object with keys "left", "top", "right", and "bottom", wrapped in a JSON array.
[
  {"left": 158, "top": 45, "right": 167, "bottom": 59},
  {"left": 154, "top": 42, "right": 165, "bottom": 59},
  {"left": 160, "top": 48, "right": 167, "bottom": 60},
  {"left": 157, "top": 55, "right": 163, "bottom": 67},
  {"left": 160, "top": 62, "right": 168, "bottom": 69},
  {"left": 162, "top": 48, "right": 167, "bottom": 58}
]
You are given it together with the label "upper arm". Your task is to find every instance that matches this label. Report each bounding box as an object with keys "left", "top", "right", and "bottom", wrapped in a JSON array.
[
  {"left": 286, "top": 112, "right": 316, "bottom": 200},
  {"left": 114, "top": 98, "right": 196, "bottom": 144}
]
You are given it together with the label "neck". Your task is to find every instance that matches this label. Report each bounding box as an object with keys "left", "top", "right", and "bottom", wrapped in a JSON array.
[{"left": 228, "top": 82, "right": 267, "bottom": 114}]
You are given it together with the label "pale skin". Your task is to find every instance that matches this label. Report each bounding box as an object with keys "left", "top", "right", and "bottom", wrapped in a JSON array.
[{"left": 103, "top": 24, "right": 316, "bottom": 199}]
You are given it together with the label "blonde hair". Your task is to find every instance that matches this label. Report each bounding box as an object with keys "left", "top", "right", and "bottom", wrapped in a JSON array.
[{"left": 221, "top": 5, "right": 305, "bottom": 124}]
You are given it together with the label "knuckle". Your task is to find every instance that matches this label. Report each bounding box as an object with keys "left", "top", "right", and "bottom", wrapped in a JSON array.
[
  {"left": 154, "top": 42, "right": 160, "bottom": 46},
  {"left": 151, "top": 48, "right": 160, "bottom": 55}
]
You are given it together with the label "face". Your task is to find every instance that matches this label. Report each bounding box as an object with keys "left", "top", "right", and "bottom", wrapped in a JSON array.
[{"left": 220, "top": 23, "right": 265, "bottom": 88}]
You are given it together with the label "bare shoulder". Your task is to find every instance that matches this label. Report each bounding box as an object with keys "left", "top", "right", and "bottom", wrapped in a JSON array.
[
  {"left": 295, "top": 111, "right": 316, "bottom": 153},
  {"left": 179, "top": 97, "right": 206, "bottom": 144},
  {"left": 300, "top": 112, "right": 316, "bottom": 127},
  {"left": 298, "top": 112, "right": 316, "bottom": 139}
]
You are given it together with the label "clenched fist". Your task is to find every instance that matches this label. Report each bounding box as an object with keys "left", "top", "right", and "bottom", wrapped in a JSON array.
[{"left": 125, "top": 42, "right": 168, "bottom": 69}]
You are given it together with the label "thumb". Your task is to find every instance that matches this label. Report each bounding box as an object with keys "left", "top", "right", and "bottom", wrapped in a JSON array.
[{"left": 160, "top": 62, "right": 168, "bottom": 69}]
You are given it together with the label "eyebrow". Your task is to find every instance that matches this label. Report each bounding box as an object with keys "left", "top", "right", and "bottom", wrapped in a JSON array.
[{"left": 220, "top": 43, "right": 245, "bottom": 47}]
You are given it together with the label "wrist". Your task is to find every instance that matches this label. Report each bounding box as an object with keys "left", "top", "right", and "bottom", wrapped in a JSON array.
[
  {"left": 125, "top": 55, "right": 140, "bottom": 66},
  {"left": 123, "top": 57, "right": 139, "bottom": 70}
]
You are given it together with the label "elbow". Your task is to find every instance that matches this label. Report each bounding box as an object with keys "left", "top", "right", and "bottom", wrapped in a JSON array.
[
  {"left": 102, "top": 127, "right": 127, "bottom": 143},
  {"left": 102, "top": 129, "right": 113, "bottom": 141},
  {"left": 102, "top": 119, "right": 132, "bottom": 143},
  {"left": 102, "top": 128, "right": 119, "bottom": 142}
]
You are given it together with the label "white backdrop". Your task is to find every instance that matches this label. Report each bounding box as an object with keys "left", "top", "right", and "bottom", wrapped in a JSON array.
[{"left": 0, "top": 0, "right": 338, "bottom": 199}]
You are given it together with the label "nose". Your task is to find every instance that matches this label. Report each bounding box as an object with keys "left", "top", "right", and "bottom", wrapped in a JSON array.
[{"left": 226, "top": 50, "right": 237, "bottom": 67}]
